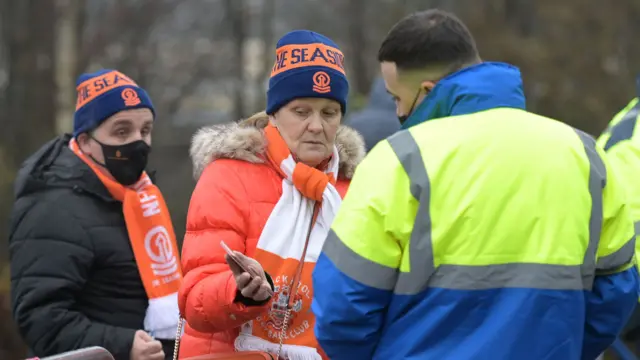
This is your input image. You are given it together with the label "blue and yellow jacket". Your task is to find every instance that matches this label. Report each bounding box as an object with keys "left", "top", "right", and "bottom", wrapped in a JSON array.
[
  {"left": 312, "top": 62, "right": 639, "bottom": 360},
  {"left": 597, "top": 94, "right": 640, "bottom": 229}
]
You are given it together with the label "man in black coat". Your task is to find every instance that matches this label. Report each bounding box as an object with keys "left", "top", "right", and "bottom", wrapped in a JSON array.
[{"left": 9, "top": 69, "right": 181, "bottom": 360}]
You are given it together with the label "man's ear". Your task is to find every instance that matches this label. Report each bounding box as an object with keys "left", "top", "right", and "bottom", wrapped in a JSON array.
[
  {"left": 76, "top": 132, "right": 92, "bottom": 154},
  {"left": 77, "top": 132, "right": 90, "bottom": 146},
  {"left": 421, "top": 80, "right": 437, "bottom": 92}
]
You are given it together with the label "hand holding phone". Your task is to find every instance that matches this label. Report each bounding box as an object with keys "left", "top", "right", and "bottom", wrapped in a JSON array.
[
  {"left": 221, "top": 240, "right": 255, "bottom": 276},
  {"left": 221, "top": 240, "right": 274, "bottom": 299}
]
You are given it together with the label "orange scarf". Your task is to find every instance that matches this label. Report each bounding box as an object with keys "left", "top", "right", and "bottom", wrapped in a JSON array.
[
  {"left": 69, "top": 138, "right": 182, "bottom": 338},
  {"left": 234, "top": 124, "right": 340, "bottom": 359},
  {"left": 264, "top": 123, "right": 336, "bottom": 200}
]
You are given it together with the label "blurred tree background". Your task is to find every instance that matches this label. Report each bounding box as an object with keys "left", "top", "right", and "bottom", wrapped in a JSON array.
[{"left": 0, "top": 0, "right": 639, "bottom": 358}]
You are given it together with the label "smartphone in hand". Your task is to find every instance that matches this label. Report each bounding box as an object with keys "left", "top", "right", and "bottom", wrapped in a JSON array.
[
  {"left": 221, "top": 240, "right": 274, "bottom": 296},
  {"left": 220, "top": 240, "right": 252, "bottom": 274}
]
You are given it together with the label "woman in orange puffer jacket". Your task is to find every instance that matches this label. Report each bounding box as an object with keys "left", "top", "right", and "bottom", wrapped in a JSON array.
[{"left": 177, "top": 30, "right": 365, "bottom": 359}]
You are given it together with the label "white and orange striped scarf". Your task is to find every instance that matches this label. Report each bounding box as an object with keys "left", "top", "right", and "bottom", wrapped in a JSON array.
[{"left": 234, "top": 123, "right": 342, "bottom": 360}]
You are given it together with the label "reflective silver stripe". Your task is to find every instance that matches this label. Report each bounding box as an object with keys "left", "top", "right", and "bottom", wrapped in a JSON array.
[
  {"left": 429, "top": 263, "right": 584, "bottom": 290},
  {"left": 388, "top": 131, "right": 435, "bottom": 295},
  {"left": 324, "top": 128, "right": 607, "bottom": 293},
  {"left": 319, "top": 130, "right": 429, "bottom": 292},
  {"left": 388, "top": 130, "right": 607, "bottom": 292},
  {"left": 603, "top": 103, "right": 640, "bottom": 151},
  {"left": 596, "top": 235, "right": 635, "bottom": 272},
  {"left": 574, "top": 129, "right": 606, "bottom": 290},
  {"left": 321, "top": 229, "right": 398, "bottom": 291},
  {"left": 635, "top": 221, "right": 640, "bottom": 236}
]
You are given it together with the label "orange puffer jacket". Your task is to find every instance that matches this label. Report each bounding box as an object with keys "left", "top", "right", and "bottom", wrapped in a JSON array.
[{"left": 177, "top": 118, "right": 364, "bottom": 358}]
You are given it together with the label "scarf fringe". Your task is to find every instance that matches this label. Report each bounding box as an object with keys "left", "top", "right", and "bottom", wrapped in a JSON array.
[
  {"left": 235, "top": 333, "right": 322, "bottom": 360},
  {"left": 144, "top": 292, "right": 180, "bottom": 339}
]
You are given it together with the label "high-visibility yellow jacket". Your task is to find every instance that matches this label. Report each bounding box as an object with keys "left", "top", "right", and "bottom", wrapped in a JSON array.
[
  {"left": 597, "top": 97, "right": 640, "bottom": 226},
  {"left": 312, "top": 62, "right": 639, "bottom": 360},
  {"left": 597, "top": 97, "right": 640, "bottom": 311}
]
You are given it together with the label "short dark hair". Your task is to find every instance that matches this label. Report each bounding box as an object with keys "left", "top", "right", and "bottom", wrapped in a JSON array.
[{"left": 378, "top": 9, "right": 479, "bottom": 72}]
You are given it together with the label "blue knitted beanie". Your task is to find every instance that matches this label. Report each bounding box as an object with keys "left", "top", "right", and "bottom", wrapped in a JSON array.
[
  {"left": 73, "top": 69, "right": 155, "bottom": 137},
  {"left": 266, "top": 30, "right": 349, "bottom": 114}
]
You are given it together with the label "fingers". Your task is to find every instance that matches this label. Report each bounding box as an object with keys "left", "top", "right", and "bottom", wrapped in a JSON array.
[
  {"left": 229, "top": 253, "right": 272, "bottom": 301},
  {"left": 136, "top": 330, "right": 154, "bottom": 342},
  {"left": 227, "top": 252, "right": 265, "bottom": 280},
  {"left": 235, "top": 272, "right": 252, "bottom": 290},
  {"left": 234, "top": 252, "right": 263, "bottom": 276},
  {"left": 239, "top": 276, "right": 273, "bottom": 301},
  {"left": 253, "top": 282, "right": 273, "bottom": 302},
  {"left": 147, "top": 350, "right": 165, "bottom": 360},
  {"left": 142, "top": 339, "right": 163, "bottom": 355},
  {"left": 240, "top": 276, "right": 264, "bottom": 298}
]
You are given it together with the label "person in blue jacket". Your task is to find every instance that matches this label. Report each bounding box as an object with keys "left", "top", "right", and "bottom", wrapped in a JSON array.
[{"left": 312, "top": 9, "right": 639, "bottom": 360}]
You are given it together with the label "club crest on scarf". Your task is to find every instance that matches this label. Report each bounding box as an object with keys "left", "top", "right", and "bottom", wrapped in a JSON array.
[
  {"left": 144, "top": 226, "right": 179, "bottom": 284},
  {"left": 254, "top": 274, "right": 310, "bottom": 340}
]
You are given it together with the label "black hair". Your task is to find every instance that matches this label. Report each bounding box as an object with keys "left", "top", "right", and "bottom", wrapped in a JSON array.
[{"left": 378, "top": 9, "right": 479, "bottom": 71}]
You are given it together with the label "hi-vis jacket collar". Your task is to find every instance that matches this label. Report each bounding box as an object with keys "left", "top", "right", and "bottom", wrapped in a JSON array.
[{"left": 402, "top": 62, "right": 526, "bottom": 129}]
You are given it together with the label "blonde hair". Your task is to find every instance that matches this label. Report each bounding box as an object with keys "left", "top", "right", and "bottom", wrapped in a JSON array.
[{"left": 239, "top": 111, "right": 270, "bottom": 129}]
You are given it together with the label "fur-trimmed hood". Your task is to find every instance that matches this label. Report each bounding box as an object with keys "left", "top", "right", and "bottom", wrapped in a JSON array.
[{"left": 190, "top": 113, "right": 366, "bottom": 180}]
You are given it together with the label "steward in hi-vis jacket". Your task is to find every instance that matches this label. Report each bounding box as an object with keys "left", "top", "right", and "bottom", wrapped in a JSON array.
[
  {"left": 312, "top": 9, "right": 640, "bottom": 360},
  {"left": 597, "top": 88, "right": 640, "bottom": 233},
  {"left": 597, "top": 78, "right": 640, "bottom": 339}
]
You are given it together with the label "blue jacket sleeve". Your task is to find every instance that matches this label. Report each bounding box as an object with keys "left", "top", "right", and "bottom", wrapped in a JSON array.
[
  {"left": 582, "top": 147, "right": 640, "bottom": 360},
  {"left": 312, "top": 140, "right": 415, "bottom": 359},
  {"left": 312, "top": 253, "right": 393, "bottom": 359},
  {"left": 582, "top": 267, "right": 639, "bottom": 360}
]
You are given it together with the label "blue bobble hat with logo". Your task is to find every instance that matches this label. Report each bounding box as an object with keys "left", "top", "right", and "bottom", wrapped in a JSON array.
[
  {"left": 73, "top": 69, "right": 155, "bottom": 137},
  {"left": 266, "top": 30, "right": 349, "bottom": 114}
]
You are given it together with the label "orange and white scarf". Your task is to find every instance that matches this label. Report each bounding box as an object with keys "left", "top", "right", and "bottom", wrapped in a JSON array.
[
  {"left": 234, "top": 124, "right": 341, "bottom": 360},
  {"left": 70, "top": 139, "right": 183, "bottom": 339}
]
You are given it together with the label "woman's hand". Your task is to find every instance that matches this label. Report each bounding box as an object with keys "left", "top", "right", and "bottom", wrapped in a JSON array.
[{"left": 226, "top": 252, "right": 273, "bottom": 302}]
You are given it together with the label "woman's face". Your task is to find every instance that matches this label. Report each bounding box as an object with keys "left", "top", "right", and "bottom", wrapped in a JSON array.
[{"left": 271, "top": 98, "right": 342, "bottom": 167}]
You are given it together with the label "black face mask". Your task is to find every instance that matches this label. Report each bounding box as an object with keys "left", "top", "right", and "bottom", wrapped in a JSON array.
[
  {"left": 398, "top": 88, "right": 426, "bottom": 125},
  {"left": 90, "top": 137, "right": 151, "bottom": 186}
]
